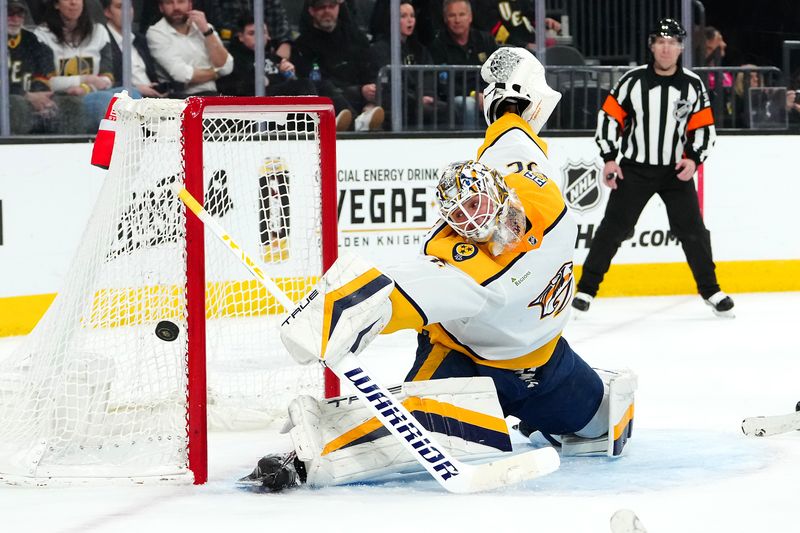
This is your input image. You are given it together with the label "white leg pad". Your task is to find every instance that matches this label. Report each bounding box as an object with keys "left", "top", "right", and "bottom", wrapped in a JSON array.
[
  {"left": 561, "top": 368, "right": 637, "bottom": 457},
  {"left": 284, "top": 377, "right": 513, "bottom": 486}
]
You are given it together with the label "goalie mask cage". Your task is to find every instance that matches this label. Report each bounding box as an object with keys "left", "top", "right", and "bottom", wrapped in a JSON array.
[{"left": 0, "top": 96, "right": 339, "bottom": 485}]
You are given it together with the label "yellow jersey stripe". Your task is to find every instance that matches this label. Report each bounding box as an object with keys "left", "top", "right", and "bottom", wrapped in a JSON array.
[
  {"left": 383, "top": 285, "right": 426, "bottom": 334},
  {"left": 427, "top": 323, "right": 561, "bottom": 369},
  {"left": 477, "top": 113, "right": 548, "bottom": 160}
]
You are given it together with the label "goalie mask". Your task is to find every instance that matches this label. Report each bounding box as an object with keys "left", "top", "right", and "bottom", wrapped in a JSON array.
[
  {"left": 481, "top": 47, "right": 562, "bottom": 133},
  {"left": 436, "top": 160, "right": 525, "bottom": 255}
]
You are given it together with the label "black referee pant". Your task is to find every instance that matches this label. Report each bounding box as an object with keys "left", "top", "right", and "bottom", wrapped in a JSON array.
[{"left": 577, "top": 160, "right": 721, "bottom": 299}]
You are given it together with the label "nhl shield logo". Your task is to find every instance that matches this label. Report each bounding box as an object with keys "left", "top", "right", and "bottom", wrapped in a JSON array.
[
  {"left": 561, "top": 161, "right": 602, "bottom": 213},
  {"left": 673, "top": 99, "right": 692, "bottom": 121}
]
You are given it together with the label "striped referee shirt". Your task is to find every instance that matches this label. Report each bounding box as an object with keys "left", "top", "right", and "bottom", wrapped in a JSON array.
[{"left": 595, "top": 63, "right": 716, "bottom": 166}]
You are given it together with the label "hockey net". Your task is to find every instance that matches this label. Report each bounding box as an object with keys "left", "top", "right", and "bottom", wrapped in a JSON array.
[{"left": 0, "top": 96, "right": 338, "bottom": 484}]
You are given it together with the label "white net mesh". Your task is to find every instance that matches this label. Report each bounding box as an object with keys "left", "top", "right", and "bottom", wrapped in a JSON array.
[{"left": 0, "top": 98, "right": 331, "bottom": 483}]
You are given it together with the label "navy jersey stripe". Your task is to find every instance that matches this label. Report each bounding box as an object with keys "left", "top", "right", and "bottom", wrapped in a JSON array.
[{"left": 340, "top": 410, "right": 512, "bottom": 453}]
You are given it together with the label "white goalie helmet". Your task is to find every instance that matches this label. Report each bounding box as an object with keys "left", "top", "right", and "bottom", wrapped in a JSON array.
[
  {"left": 436, "top": 160, "right": 525, "bottom": 254},
  {"left": 481, "top": 47, "right": 562, "bottom": 133}
]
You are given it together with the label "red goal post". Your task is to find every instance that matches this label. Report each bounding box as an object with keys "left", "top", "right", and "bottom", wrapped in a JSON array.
[
  {"left": 0, "top": 96, "right": 339, "bottom": 486},
  {"left": 183, "top": 97, "right": 340, "bottom": 483}
]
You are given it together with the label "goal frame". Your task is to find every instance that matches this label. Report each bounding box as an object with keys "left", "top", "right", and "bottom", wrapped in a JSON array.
[{"left": 182, "top": 96, "right": 340, "bottom": 484}]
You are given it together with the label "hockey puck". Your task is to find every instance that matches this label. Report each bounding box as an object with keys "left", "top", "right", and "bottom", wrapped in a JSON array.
[
  {"left": 796, "top": 401, "right": 799, "bottom": 412},
  {"left": 155, "top": 320, "right": 180, "bottom": 342}
]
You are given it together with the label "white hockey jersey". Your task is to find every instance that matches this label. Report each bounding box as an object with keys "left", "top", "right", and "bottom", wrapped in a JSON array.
[
  {"left": 477, "top": 112, "right": 558, "bottom": 179},
  {"left": 34, "top": 23, "right": 113, "bottom": 92},
  {"left": 383, "top": 113, "right": 575, "bottom": 369}
]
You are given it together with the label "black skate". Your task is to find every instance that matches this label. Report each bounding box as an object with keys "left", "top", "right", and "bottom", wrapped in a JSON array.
[
  {"left": 237, "top": 452, "right": 306, "bottom": 492},
  {"left": 571, "top": 292, "right": 593, "bottom": 313},
  {"left": 705, "top": 291, "right": 735, "bottom": 318}
]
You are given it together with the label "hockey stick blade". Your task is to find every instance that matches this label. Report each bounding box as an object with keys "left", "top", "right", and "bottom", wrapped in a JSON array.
[
  {"left": 174, "top": 186, "right": 560, "bottom": 493},
  {"left": 741, "top": 411, "right": 800, "bottom": 437}
]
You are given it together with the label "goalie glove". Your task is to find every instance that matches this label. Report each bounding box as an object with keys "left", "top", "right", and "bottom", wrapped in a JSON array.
[
  {"left": 280, "top": 254, "right": 394, "bottom": 367},
  {"left": 481, "top": 47, "right": 561, "bottom": 133}
]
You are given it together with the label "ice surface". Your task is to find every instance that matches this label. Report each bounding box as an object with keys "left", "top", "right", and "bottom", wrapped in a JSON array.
[{"left": 1, "top": 292, "right": 798, "bottom": 532}]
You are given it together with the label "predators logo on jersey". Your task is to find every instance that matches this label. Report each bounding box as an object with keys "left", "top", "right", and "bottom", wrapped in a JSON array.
[
  {"left": 529, "top": 262, "right": 574, "bottom": 318},
  {"left": 452, "top": 243, "right": 478, "bottom": 262}
]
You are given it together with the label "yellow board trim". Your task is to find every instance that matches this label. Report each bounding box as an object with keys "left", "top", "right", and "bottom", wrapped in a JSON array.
[
  {"left": 0, "top": 294, "right": 57, "bottom": 336},
  {"left": 321, "top": 396, "right": 508, "bottom": 456},
  {"left": 0, "top": 277, "right": 318, "bottom": 336},
  {"left": 2, "top": 260, "right": 799, "bottom": 336},
  {"left": 577, "top": 259, "right": 800, "bottom": 296}
]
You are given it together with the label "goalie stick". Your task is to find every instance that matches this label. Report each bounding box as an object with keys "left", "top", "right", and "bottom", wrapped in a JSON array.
[
  {"left": 742, "top": 403, "right": 800, "bottom": 437},
  {"left": 174, "top": 185, "right": 560, "bottom": 493}
]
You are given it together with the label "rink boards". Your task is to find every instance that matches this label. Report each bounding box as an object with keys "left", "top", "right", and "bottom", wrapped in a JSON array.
[{"left": 0, "top": 134, "right": 798, "bottom": 334}]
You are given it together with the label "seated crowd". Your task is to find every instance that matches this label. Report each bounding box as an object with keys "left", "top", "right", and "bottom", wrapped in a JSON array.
[
  {"left": 7, "top": 0, "right": 572, "bottom": 134},
  {"left": 6, "top": 0, "right": 799, "bottom": 134}
]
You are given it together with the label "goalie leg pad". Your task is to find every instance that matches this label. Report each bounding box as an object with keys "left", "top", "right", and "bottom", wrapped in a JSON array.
[
  {"left": 284, "top": 377, "right": 513, "bottom": 487},
  {"left": 560, "top": 368, "right": 638, "bottom": 457}
]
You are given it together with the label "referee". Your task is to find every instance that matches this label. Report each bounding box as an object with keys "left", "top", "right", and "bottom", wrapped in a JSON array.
[{"left": 572, "top": 18, "right": 734, "bottom": 317}]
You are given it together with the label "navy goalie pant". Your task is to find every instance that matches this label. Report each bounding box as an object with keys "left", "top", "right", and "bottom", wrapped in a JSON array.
[{"left": 406, "top": 333, "right": 603, "bottom": 436}]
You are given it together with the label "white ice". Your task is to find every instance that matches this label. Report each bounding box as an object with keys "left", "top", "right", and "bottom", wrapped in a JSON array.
[{"left": 1, "top": 292, "right": 798, "bottom": 533}]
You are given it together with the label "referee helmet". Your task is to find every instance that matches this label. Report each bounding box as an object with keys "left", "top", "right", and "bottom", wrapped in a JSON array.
[{"left": 648, "top": 18, "right": 686, "bottom": 44}]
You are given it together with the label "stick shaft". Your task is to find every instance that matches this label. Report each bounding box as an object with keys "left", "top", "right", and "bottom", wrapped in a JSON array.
[{"left": 175, "top": 186, "right": 295, "bottom": 310}]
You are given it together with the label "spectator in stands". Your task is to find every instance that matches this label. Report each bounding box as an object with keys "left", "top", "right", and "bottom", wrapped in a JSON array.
[
  {"left": 742, "top": 68, "right": 800, "bottom": 130},
  {"left": 370, "top": 0, "right": 443, "bottom": 129},
  {"left": 6, "top": 0, "right": 60, "bottom": 133},
  {"left": 138, "top": 0, "right": 221, "bottom": 34},
  {"left": 299, "top": 0, "right": 359, "bottom": 36},
  {"left": 698, "top": 26, "right": 734, "bottom": 127},
  {"left": 294, "top": 0, "right": 384, "bottom": 131},
  {"left": 472, "top": 0, "right": 560, "bottom": 50},
  {"left": 370, "top": 0, "right": 442, "bottom": 47},
  {"left": 787, "top": 71, "right": 800, "bottom": 130},
  {"left": 217, "top": 16, "right": 317, "bottom": 99},
  {"left": 429, "top": 0, "right": 497, "bottom": 128},
  {"left": 28, "top": 0, "right": 104, "bottom": 24},
  {"left": 101, "top": 0, "right": 165, "bottom": 97},
  {"left": 218, "top": 0, "right": 292, "bottom": 59},
  {"left": 146, "top": 0, "right": 233, "bottom": 97},
  {"left": 787, "top": 92, "right": 800, "bottom": 129},
  {"left": 34, "top": 0, "right": 120, "bottom": 133},
  {"left": 733, "top": 65, "right": 763, "bottom": 128},
  {"left": 703, "top": 26, "right": 727, "bottom": 67}
]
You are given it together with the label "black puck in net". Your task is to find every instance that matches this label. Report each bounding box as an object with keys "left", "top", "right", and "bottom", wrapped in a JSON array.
[{"left": 155, "top": 320, "right": 180, "bottom": 342}]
